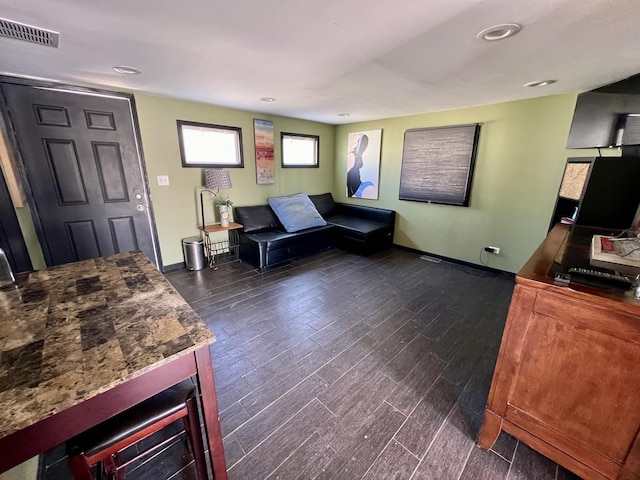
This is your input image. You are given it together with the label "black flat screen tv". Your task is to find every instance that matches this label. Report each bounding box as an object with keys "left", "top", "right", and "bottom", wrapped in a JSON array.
[{"left": 567, "top": 73, "right": 640, "bottom": 149}]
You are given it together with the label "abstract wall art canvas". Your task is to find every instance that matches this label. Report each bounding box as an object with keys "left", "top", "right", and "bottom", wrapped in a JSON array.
[
  {"left": 346, "top": 129, "right": 382, "bottom": 199},
  {"left": 399, "top": 124, "right": 480, "bottom": 207},
  {"left": 254, "top": 119, "right": 275, "bottom": 184}
]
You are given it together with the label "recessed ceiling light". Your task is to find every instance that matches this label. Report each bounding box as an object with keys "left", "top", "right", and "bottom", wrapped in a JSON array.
[
  {"left": 476, "top": 23, "right": 522, "bottom": 41},
  {"left": 524, "top": 80, "right": 557, "bottom": 87},
  {"left": 113, "top": 65, "right": 142, "bottom": 75},
  {"left": 260, "top": 97, "right": 276, "bottom": 102},
  {"left": 337, "top": 113, "right": 350, "bottom": 117}
]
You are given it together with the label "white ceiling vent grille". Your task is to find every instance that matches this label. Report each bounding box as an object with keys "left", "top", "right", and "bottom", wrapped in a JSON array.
[{"left": 0, "top": 17, "right": 59, "bottom": 48}]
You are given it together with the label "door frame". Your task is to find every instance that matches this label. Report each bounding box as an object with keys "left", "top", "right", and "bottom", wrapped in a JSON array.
[
  {"left": 0, "top": 160, "right": 32, "bottom": 273},
  {"left": 0, "top": 75, "right": 163, "bottom": 270}
]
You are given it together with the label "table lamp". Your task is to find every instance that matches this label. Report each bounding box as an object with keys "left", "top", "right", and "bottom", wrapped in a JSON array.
[{"left": 200, "top": 169, "right": 232, "bottom": 228}]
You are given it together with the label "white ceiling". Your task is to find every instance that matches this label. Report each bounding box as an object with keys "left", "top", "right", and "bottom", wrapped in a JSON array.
[{"left": 1, "top": 0, "right": 640, "bottom": 125}]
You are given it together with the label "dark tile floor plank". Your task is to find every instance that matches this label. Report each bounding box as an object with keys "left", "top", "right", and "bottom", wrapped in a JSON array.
[
  {"left": 216, "top": 376, "right": 253, "bottom": 413},
  {"left": 216, "top": 315, "right": 279, "bottom": 342},
  {"left": 304, "top": 309, "right": 351, "bottom": 331},
  {"left": 316, "top": 333, "right": 379, "bottom": 384},
  {"left": 412, "top": 296, "right": 451, "bottom": 327},
  {"left": 383, "top": 334, "right": 437, "bottom": 382},
  {"left": 242, "top": 324, "right": 320, "bottom": 369},
  {"left": 368, "top": 307, "right": 416, "bottom": 342},
  {"left": 357, "top": 292, "right": 405, "bottom": 329},
  {"left": 441, "top": 318, "right": 495, "bottom": 388},
  {"left": 316, "top": 401, "right": 406, "bottom": 480},
  {"left": 411, "top": 402, "right": 476, "bottom": 480},
  {"left": 228, "top": 399, "right": 333, "bottom": 479},
  {"left": 429, "top": 319, "right": 473, "bottom": 362},
  {"left": 458, "top": 353, "right": 498, "bottom": 419},
  {"left": 492, "top": 431, "right": 519, "bottom": 462},
  {"left": 239, "top": 347, "right": 333, "bottom": 417},
  {"left": 309, "top": 315, "right": 362, "bottom": 347},
  {"left": 220, "top": 401, "right": 251, "bottom": 437},
  {"left": 266, "top": 433, "right": 335, "bottom": 480},
  {"left": 394, "top": 377, "right": 462, "bottom": 457},
  {"left": 459, "top": 445, "right": 511, "bottom": 480},
  {"left": 386, "top": 353, "right": 446, "bottom": 414},
  {"left": 369, "top": 319, "right": 424, "bottom": 366},
  {"left": 320, "top": 367, "right": 398, "bottom": 429},
  {"left": 508, "top": 442, "right": 558, "bottom": 480},
  {"left": 262, "top": 295, "right": 326, "bottom": 323},
  {"left": 361, "top": 440, "right": 419, "bottom": 480},
  {"left": 232, "top": 374, "right": 328, "bottom": 452},
  {"left": 241, "top": 337, "right": 320, "bottom": 389},
  {"left": 404, "top": 285, "right": 444, "bottom": 314},
  {"left": 221, "top": 435, "right": 245, "bottom": 470},
  {"left": 421, "top": 308, "right": 458, "bottom": 341},
  {"left": 319, "top": 321, "right": 374, "bottom": 356}
]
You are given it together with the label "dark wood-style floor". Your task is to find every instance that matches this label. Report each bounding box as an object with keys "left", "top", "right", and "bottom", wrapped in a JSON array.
[{"left": 39, "top": 247, "right": 583, "bottom": 480}]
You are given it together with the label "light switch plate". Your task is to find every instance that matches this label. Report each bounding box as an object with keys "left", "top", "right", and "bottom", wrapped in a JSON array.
[{"left": 157, "top": 175, "right": 170, "bottom": 186}]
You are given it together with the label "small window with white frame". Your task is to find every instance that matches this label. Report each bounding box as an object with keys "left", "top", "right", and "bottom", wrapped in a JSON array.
[{"left": 281, "top": 133, "right": 319, "bottom": 168}]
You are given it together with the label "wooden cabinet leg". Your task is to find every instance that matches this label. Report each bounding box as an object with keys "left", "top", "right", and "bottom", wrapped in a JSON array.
[{"left": 477, "top": 409, "right": 502, "bottom": 450}]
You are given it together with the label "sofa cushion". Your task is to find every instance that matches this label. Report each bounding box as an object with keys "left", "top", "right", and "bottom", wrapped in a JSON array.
[
  {"left": 243, "top": 229, "right": 296, "bottom": 244},
  {"left": 243, "top": 224, "right": 334, "bottom": 247},
  {"left": 267, "top": 193, "right": 327, "bottom": 233},
  {"left": 325, "top": 215, "right": 389, "bottom": 239},
  {"left": 309, "top": 193, "right": 337, "bottom": 217},
  {"left": 240, "top": 224, "right": 336, "bottom": 269},
  {"left": 234, "top": 205, "right": 282, "bottom": 233}
]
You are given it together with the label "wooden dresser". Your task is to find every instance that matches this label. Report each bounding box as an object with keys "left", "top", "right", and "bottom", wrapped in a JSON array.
[{"left": 478, "top": 225, "right": 640, "bottom": 480}]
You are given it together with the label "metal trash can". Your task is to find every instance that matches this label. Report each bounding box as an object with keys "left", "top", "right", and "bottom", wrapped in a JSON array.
[{"left": 182, "top": 236, "right": 205, "bottom": 271}]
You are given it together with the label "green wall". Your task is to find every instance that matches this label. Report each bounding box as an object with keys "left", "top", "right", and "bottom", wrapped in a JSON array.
[
  {"left": 134, "top": 94, "right": 335, "bottom": 266},
  {"left": 6, "top": 89, "right": 613, "bottom": 274},
  {"left": 335, "top": 94, "right": 580, "bottom": 273}
]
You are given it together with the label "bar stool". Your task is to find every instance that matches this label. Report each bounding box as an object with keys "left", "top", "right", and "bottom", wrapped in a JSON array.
[{"left": 66, "top": 380, "right": 207, "bottom": 480}]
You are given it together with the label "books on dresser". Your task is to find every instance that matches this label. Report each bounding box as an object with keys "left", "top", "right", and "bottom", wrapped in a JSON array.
[{"left": 590, "top": 234, "right": 640, "bottom": 275}]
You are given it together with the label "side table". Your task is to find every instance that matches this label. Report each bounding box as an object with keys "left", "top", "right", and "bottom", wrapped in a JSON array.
[{"left": 199, "top": 222, "right": 243, "bottom": 268}]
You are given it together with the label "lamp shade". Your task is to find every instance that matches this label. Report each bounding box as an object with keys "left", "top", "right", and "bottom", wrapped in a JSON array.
[{"left": 204, "top": 169, "right": 232, "bottom": 189}]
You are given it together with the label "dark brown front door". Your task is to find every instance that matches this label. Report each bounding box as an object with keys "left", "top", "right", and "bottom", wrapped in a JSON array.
[{"left": 1, "top": 83, "right": 159, "bottom": 267}]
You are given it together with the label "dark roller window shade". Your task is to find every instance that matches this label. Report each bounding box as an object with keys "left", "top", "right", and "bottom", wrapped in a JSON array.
[{"left": 399, "top": 124, "right": 480, "bottom": 206}]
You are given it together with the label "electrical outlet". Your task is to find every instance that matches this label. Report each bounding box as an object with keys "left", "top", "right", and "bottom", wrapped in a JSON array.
[
  {"left": 157, "top": 175, "right": 170, "bottom": 186},
  {"left": 484, "top": 246, "right": 500, "bottom": 254}
]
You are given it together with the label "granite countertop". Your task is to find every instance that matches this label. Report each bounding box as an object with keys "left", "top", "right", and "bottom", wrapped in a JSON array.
[{"left": 0, "top": 251, "right": 215, "bottom": 440}]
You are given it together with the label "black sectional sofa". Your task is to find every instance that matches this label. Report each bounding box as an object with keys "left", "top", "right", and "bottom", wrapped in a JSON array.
[{"left": 234, "top": 193, "right": 395, "bottom": 271}]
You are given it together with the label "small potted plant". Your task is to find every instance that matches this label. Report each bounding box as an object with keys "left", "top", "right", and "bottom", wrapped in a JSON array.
[{"left": 215, "top": 197, "right": 233, "bottom": 227}]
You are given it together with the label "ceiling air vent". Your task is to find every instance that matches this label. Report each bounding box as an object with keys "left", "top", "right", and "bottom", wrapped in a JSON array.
[{"left": 0, "top": 17, "right": 59, "bottom": 48}]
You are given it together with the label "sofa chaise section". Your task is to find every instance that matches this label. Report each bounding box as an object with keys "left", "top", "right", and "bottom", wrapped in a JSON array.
[{"left": 310, "top": 194, "right": 396, "bottom": 255}]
